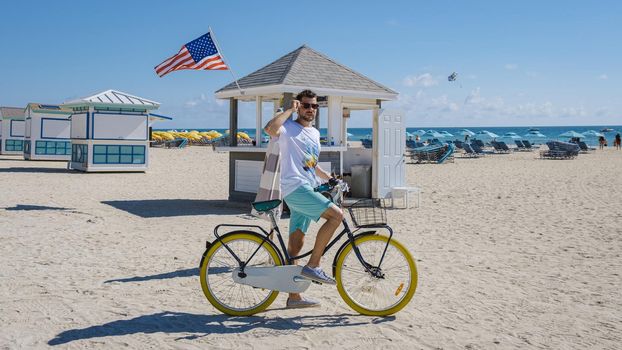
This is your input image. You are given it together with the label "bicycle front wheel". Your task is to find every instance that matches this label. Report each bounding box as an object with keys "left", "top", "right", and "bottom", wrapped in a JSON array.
[
  {"left": 335, "top": 234, "right": 417, "bottom": 316},
  {"left": 199, "top": 232, "right": 283, "bottom": 316}
]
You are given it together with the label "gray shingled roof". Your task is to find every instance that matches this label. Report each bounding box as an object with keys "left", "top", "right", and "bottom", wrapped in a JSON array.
[{"left": 216, "top": 45, "right": 396, "bottom": 95}]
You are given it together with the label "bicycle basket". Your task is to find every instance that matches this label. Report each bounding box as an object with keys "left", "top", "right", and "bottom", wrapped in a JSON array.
[{"left": 347, "top": 199, "right": 388, "bottom": 227}]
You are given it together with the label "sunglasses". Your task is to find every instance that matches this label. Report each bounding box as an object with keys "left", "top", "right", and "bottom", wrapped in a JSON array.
[{"left": 300, "top": 102, "right": 319, "bottom": 110}]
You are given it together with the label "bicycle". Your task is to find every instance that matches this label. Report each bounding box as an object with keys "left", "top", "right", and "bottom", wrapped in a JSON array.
[{"left": 199, "top": 180, "right": 418, "bottom": 316}]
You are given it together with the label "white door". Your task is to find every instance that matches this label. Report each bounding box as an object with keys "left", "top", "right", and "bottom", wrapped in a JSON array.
[{"left": 372, "top": 109, "right": 405, "bottom": 198}]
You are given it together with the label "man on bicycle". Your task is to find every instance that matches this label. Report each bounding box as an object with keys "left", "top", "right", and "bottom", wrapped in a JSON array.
[{"left": 264, "top": 89, "right": 344, "bottom": 308}]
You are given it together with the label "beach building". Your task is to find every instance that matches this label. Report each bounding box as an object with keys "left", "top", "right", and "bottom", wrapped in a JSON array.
[
  {"left": 0, "top": 107, "right": 26, "bottom": 155},
  {"left": 23, "top": 103, "right": 73, "bottom": 161},
  {"left": 62, "top": 90, "right": 168, "bottom": 172},
  {"left": 215, "top": 45, "right": 404, "bottom": 202}
]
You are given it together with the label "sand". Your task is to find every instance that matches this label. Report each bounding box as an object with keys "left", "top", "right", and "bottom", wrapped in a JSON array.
[{"left": 1, "top": 146, "right": 621, "bottom": 349}]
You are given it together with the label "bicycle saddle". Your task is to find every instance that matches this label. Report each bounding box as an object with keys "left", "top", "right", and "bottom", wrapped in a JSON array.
[{"left": 252, "top": 199, "right": 282, "bottom": 212}]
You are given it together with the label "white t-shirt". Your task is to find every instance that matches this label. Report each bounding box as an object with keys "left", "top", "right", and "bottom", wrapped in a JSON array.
[{"left": 276, "top": 119, "right": 321, "bottom": 197}]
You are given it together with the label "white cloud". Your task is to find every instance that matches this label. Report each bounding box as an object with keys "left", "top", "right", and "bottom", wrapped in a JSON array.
[
  {"left": 402, "top": 73, "right": 438, "bottom": 87},
  {"left": 464, "top": 87, "right": 483, "bottom": 105},
  {"left": 504, "top": 63, "right": 518, "bottom": 70},
  {"left": 598, "top": 74, "right": 608, "bottom": 80}
]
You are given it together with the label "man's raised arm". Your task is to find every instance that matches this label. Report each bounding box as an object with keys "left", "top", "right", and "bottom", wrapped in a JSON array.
[{"left": 264, "top": 100, "right": 300, "bottom": 137}]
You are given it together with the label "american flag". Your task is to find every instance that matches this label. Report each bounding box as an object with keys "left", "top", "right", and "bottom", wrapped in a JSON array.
[{"left": 155, "top": 31, "right": 228, "bottom": 77}]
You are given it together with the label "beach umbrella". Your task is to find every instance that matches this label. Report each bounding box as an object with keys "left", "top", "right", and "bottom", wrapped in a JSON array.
[
  {"left": 440, "top": 131, "right": 454, "bottom": 137},
  {"left": 502, "top": 132, "right": 521, "bottom": 139},
  {"left": 405, "top": 131, "right": 414, "bottom": 138},
  {"left": 458, "top": 129, "right": 476, "bottom": 137},
  {"left": 524, "top": 131, "right": 546, "bottom": 138},
  {"left": 475, "top": 130, "right": 500, "bottom": 139},
  {"left": 582, "top": 130, "right": 604, "bottom": 138},
  {"left": 559, "top": 130, "right": 585, "bottom": 139},
  {"left": 346, "top": 132, "right": 354, "bottom": 137},
  {"left": 413, "top": 129, "right": 427, "bottom": 136},
  {"left": 421, "top": 130, "right": 445, "bottom": 139}
]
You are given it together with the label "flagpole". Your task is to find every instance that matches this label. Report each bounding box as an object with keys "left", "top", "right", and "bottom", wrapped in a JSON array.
[{"left": 209, "top": 26, "right": 244, "bottom": 95}]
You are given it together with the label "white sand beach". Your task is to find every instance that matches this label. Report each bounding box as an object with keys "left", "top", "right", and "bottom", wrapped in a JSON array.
[{"left": 1, "top": 147, "right": 621, "bottom": 349}]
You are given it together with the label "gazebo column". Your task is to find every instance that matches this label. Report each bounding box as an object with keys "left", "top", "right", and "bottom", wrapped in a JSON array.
[
  {"left": 255, "top": 96, "right": 262, "bottom": 147},
  {"left": 327, "top": 96, "right": 342, "bottom": 146},
  {"left": 229, "top": 98, "right": 238, "bottom": 147},
  {"left": 315, "top": 108, "right": 320, "bottom": 131},
  {"left": 282, "top": 93, "right": 293, "bottom": 117}
]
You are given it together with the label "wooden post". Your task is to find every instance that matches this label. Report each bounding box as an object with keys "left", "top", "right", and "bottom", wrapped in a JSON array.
[{"left": 229, "top": 98, "right": 238, "bottom": 147}]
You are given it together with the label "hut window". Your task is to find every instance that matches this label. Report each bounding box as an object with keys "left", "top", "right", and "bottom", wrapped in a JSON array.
[
  {"left": 35, "top": 141, "right": 71, "bottom": 155},
  {"left": 5, "top": 139, "right": 24, "bottom": 151},
  {"left": 93, "top": 145, "right": 145, "bottom": 164}
]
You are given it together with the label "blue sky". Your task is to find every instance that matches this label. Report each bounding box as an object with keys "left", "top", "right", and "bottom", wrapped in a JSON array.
[{"left": 1, "top": 0, "right": 620, "bottom": 128}]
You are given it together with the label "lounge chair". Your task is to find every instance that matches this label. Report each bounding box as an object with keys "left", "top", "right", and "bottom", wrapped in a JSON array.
[
  {"left": 470, "top": 142, "right": 493, "bottom": 155},
  {"left": 575, "top": 141, "right": 594, "bottom": 153},
  {"left": 453, "top": 140, "right": 464, "bottom": 149},
  {"left": 540, "top": 141, "right": 579, "bottom": 159},
  {"left": 462, "top": 143, "right": 480, "bottom": 157},
  {"left": 406, "top": 140, "right": 417, "bottom": 149},
  {"left": 491, "top": 141, "right": 511, "bottom": 153},
  {"left": 522, "top": 140, "right": 536, "bottom": 150},
  {"left": 515, "top": 140, "right": 527, "bottom": 151},
  {"left": 361, "top": 139, "right": 372, "bottom": 149},
  {"left": 411, "top": 143, "right": 454, "bottom": 163},
  {"left": 473, "top": 139, "right": 486, "bottom": 148}
]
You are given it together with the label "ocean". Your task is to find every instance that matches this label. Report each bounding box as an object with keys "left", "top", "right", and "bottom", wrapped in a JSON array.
[{"left": 157, "top": 125, "right": 622, "bottom": 147}]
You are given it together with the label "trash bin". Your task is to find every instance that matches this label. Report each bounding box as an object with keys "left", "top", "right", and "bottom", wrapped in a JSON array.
[{"left": 350, "top": 165, "right": 371, "bottom": 198}]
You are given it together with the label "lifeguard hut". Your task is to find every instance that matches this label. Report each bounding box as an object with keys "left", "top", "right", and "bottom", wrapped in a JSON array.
[
  {"left": 23, "top": 103, "right": 73, "bottom": 161},
  {"left": 214, "top": 45, "right": 405, "bottom": 202},
  {"left": 62, "top": 90, "right": 166, "bottom": 172},
  {"left": 0, "top": 107, "right": 26, "bottom": 155}
]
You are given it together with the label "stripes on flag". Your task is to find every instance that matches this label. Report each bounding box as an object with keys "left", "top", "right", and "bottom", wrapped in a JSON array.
[{"left": 154, "top": 31, "right": 228, "bottom": 78}]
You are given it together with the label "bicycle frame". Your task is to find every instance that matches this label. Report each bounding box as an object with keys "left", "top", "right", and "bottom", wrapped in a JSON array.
[{"left": 211, "top": 209, "right": 394, "bottom": 279}]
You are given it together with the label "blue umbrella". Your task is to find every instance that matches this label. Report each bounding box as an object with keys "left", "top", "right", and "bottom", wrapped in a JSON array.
[
  {"left": 475, "top": 130, "right": 500, "bottom": 139},
  {"left": 502, "top": 132, "right": 521, "bottom": 139},
  {"left": 413, "top": 129, "right": 426, "bottom": 136},
  {"left": 440, "top": 131, "right": 454, "bottom": 137},
  {"left": 421, "top": 130, "right": 445, "bottom": 139},
  {"left": 405, "top": 131, "right": 414, "bottom": 138},
  {"left": 559, "top": 130, "right": 585, "bottom": 139},
  {"left": 458, "top": 129, "right": 476, "bottom": 137},
  {"left": 524, "top": 131, "right": 547, "bottom": 138},
  {"left": 346, "top": 132, "right": 354, "bottom": 137}
]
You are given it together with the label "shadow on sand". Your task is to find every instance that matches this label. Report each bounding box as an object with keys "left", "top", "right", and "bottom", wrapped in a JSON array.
[
  {"left": 104, "top": 267, "right": 199, "bottom": 283},
  {"left": 101, "top": 199, "right": 249, "bottom": 218},
  {"left": 4, "top": 204, "right": 73, "bottom": 211},
  {"left": 0, "top": 167, "right": 75, "bottom": 174},
  {"left": 48, "top": 311, "right": 394, "bottom": 345}
]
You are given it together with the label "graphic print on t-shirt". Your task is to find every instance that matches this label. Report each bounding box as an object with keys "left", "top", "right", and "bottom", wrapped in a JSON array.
[{"left": 302, "top": 141, "right": 319, "bottom": 173}]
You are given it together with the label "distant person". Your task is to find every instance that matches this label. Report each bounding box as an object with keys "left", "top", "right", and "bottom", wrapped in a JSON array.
[
  {"left": 464, "top": 134, "right": 470, "bottom": 142},
  {"left": 615, "top": 133, "right": 621, "bottom": 150},
  {"left": 598, "top": 136, "right": 606, "bottom": 150},
  {"left": 415, "top": 135, "right": 420, "bottom": 142}
]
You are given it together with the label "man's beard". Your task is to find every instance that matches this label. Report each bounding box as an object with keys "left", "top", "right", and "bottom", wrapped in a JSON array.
[{"left": 300, "top": 113, "right": 315, "bottom": 122}]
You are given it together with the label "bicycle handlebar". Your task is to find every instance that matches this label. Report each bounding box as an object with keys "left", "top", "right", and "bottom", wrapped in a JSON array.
[{"left": 314, "top": 179, "right": 349, "bottom": 194}]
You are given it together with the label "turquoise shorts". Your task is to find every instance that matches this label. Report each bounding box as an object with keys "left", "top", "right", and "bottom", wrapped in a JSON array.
[{"left": 284, "top": 184, "right": 334, "bottom": 235}]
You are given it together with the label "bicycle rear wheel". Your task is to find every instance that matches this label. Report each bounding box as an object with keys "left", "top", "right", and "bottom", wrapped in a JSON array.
[
  {"left": 199, "top": 232, "right": 283, "bottom": 316},
  {"left": 335, "top": 234, "right": 417, "bottom": 316}
]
